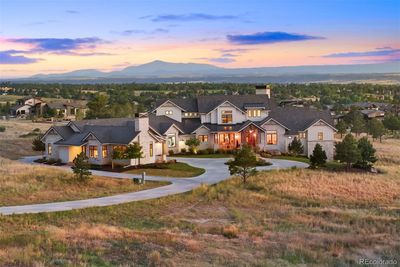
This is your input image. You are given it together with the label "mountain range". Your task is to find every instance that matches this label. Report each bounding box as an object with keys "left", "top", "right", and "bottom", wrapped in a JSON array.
[{"left": 10, "top": 60, "right": 400, "bottom": 83}]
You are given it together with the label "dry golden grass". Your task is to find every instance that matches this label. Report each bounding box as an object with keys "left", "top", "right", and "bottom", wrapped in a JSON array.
[
  {"left": 0, "top": 120, "right": 51, "bottom": 159},
  {"left": 0, "top": 157, "right": 167, "bottom": 205},
  {"left": 0, "top": 138, "right": 398, "bottom": 266}
]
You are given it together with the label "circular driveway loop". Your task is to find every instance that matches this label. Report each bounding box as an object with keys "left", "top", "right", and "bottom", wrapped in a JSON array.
[{"left": 0, "top": 156, "right": 308, "bottom": 215}]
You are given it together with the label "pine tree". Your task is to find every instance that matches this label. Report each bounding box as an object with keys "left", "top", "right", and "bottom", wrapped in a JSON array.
[
  {"left": 334, "top": 134, "right": 361, "bottom": 170},
  {"left": 368, "top": 119, "right": 385, "bottom": 142},
  {"left": 336, "top": 120, "right": 347, "bottom": 138},
  {"left": 356, "top": 137, "right": 377, "bottom": 169},
  {"left": 288, "top": 137, "right": 304, "bottom": 156},
  {"left": 309, "top": 143, "right": 327, "bottom": 169},
  {"left": 32, "top": 134, "right": 45, "bottom": 156},
  {"left": 72, "top": 152, "right": 92, "bottom": 182},
  {"left": 228, "top": 144, "right": 258, "bottom": 184}
]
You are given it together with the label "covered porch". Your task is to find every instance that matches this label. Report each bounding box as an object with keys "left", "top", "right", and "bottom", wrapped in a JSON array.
[{"left": 212, "top": 124, "right": 264, "bottom": 150}]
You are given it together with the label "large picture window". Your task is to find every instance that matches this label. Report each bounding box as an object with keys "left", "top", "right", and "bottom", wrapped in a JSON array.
[
  {"left": 266, "top": 131, "right": 277, "bottom": 145},
  {"left": 89, "top": 145, "right": 98, "bottom": 158},
  {"left": 221, "top": 110, "right": 233, "bottom": 124},
  {"left": 198, "top": 135, "right": 208, "bottom": 142},
  {"left": 167, "top": 134, "right": 176, "bottom": 148}
]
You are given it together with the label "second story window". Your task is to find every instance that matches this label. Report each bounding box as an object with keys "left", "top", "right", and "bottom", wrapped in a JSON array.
[
  {"left": 221, "top": 110, "right": 233, "bottom": 124},
  {"left": 299, "top": 132, "right": 306, "bottom": 139},
  {"left": 165, "top": 110, "right": 173, "bottom": 115},
  {"left": 318, "top": 132, "right": 324, "bottom": 141},
  {"left": 247, "top": 109, "right": 261, "bottom": 117}
]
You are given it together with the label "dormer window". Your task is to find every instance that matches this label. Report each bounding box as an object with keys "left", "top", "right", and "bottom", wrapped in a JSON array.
[
  {"left": 165, "top": 110, "right": 173, "bottom": 115},
  {"left": 221, "top": 110, "right": 232, "bottom": 124},
  {"left": 184, "top": 112, "right": 198, "bottom": 117},
  {"left": 247, "top": 109, "right": 261, "bottom": 117}
]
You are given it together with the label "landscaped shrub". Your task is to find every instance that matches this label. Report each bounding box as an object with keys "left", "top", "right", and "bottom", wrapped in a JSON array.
[
  {"left": 0, "top": 125, "right": 5, "bottom": 132},
  {"left": 168, "top": 149, "right": 174, "bottom": 156},
  {"left": 206, "top": 148, "right": 214, "bottom": 154},
  {"left": 180, "top": 148, "right": 187, "bottom": 154},
  {"left": 256, "top": 158, "right": 272, "bottom": 166}
]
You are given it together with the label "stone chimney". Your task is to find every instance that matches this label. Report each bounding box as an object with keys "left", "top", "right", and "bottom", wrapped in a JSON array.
[
  {"left": 134, "top": 112, "right": 149, "bottom": 132},
  {"left": 255, "top": 85, "right": 271, "bottom": 98}
]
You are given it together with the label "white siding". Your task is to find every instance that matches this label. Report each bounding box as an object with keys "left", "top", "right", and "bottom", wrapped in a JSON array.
[
  {"left": 306, "top": 121, "right": 335, "bottom": 160},
  {"left": 155, "top": 102, "right": 182, "bottom": 122},
  {"left": 260, "top": 120, "right": 287, "bottom": 152},
  {"left": 194, "top": 126, "right": 211, "bottom": 150}
]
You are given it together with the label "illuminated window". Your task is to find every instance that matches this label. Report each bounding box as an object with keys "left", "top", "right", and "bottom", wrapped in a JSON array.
[
  {"left": 198, "top": 135, "right": 208, "bottom": 142},
  {"left": 149, "top": 143, "right": 153, "bottom": 157},
  {"left": 298, "top": 132, "right": 306, "bottom": 139},
  {"left": 102, "top": 145, "right": 108, "bottom": 158},
  {"left": 167, "top": 134, "right": 176, "bottom": 148},
  {"left": 318, "top": 132, "right": 324, "bottom": 141},
  {"left": 47, "top": 143, "right": 52, "bottom": 155},
  {"left": 221, "top": 110, "right": 233, "bottom": 124},
  {"left": 89, "top": 145, "right": 98, "bottom": 158},
  {"left": 81, "top": 145, "right": 87, "bottom": 154},
  {"left": 266, "top": 131, "right": 277, "bottom": 145},
  {"left": 165, "top": 110, "right": 173, "bottom": 115},
  {"left": 247, "top": 109, "right": 262, "bottom": 117}
]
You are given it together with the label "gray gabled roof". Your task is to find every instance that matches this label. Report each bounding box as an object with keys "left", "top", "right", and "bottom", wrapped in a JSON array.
[
  {"left": 262, "top": 106, "right": 334, "bottom": 135},
  {"left": 155, "top": 94, "right": 275, "bottom": 114},
  {"left": 155, "top": 98, "right": 198, "bottom": 112},
  {"left": 148, "top": 113, "right": 202, "bottom": 135},
  {"left": 54, "top": 118, "right": 139, "bottom": 146}
]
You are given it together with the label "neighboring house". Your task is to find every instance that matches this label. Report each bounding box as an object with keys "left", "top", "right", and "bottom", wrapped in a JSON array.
[
  {"left": 152, "top": 86, "right": 336, "bottom": 159},
  {"left": 10, "top": 97, "right": 45, "bottom": 117},
  {"left": 41, "top": 85, "right": 337, "bottom": 166},
  {"left": 41, "top": 114, "right": 166, "bottom": 165},
  {"left": 45, "top": 100, "right": 87, "bottom": 120}
]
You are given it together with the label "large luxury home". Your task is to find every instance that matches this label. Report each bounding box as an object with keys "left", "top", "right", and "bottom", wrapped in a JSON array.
[{"left": 42, "top": 86, "right": 336, "bottom": 165}]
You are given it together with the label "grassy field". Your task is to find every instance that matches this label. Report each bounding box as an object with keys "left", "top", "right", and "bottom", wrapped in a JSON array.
[
  {"left": 0, "top": 138, "right": 398, "bottom": 266},
  {"left": 0, "top": 157, "right": 168, "bottom": 205},
  {"left": 0, "top": 120, "right": 51, "bottom": 159},
  {"left": 125, "top": 162, "right": 205, "bottom": 177}
]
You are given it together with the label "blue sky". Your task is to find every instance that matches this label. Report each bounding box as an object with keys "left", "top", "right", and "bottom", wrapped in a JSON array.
[{"left": 0, "top": 0, "right": 399, "bottom": 77}]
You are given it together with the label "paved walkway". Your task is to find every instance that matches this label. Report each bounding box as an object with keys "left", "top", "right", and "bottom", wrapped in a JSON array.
[{"left": 0, "top": 156, "right": 308, "bottom": 215}]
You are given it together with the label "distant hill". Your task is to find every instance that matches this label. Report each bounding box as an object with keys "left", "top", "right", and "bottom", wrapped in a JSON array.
[{"left": 5, "top": 60, "right": 400, "bottom": 83}]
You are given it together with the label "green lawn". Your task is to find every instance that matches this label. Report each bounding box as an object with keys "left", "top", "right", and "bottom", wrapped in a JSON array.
[
  {"left": 171, "top": 153, "right": 234, "bottom": 158},
  {"left": 125, "top": 162, "right": 205, "bottom": 177},
  {"left": 272, "top": 155, "right": 311, "bottom": 164}
]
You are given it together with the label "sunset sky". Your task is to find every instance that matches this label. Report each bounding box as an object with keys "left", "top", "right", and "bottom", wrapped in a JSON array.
[{"left": 0, "top": 0, "right": 399, "bottom": 78}]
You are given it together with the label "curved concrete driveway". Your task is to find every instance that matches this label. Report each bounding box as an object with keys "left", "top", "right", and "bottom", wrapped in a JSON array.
[{"left": 0, "top": 156, "right": 308, "bottom": 215}]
